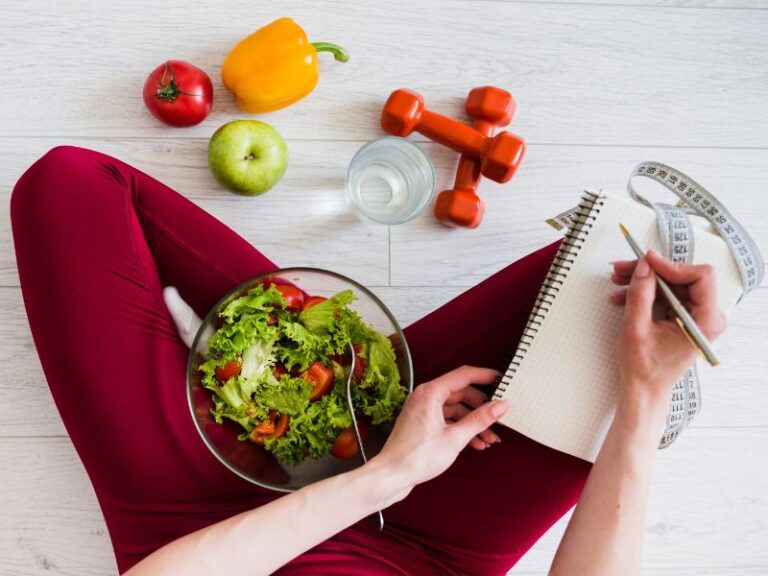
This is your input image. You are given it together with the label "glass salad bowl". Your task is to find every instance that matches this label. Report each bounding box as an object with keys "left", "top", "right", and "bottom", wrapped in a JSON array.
[{"left": 186, "top": 267, "right": 413, "bottom": 492}]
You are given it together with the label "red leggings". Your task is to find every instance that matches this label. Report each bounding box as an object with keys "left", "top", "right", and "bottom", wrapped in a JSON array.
[{"left": 11, "top": 146, "right": 590, "bottom": 575}]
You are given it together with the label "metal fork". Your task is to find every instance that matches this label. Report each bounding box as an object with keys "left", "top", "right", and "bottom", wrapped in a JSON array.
[{"left": 345, "top": 343, "right": 385, "bottom": 531}]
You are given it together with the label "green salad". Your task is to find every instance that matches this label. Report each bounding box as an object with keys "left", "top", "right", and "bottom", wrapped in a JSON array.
[{"left": 198, "top": 283, "right": 406, "bottom": 466}]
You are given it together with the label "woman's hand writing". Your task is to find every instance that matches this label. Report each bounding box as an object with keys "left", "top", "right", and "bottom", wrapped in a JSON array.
[
  {"left": 610, "top": 249, "right": 727, "bottom": 429},
  {"left": 552, "top": 249, "right": 728, "bottom": 576}
]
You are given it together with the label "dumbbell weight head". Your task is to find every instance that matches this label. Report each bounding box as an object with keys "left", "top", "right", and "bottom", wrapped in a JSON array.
[
  {"left": 465, "top": 86, "right": 515, "bottom": 127},
  {"left": 481, "top": 132, "right": 526, "bottom": 183},
  {"left": 380, "top": 89, "right": 424, "bottom": 137},
  {"left": 434, "top": 189, "right": 485, "bottom": 229}
]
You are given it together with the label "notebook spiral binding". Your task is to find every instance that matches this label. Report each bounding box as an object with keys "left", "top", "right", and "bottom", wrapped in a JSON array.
[{"left": 493, "top": 190, "right": 606, "bottom": 400}]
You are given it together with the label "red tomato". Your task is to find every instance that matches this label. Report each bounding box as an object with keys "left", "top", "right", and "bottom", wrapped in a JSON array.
[
  {"left": 303, "top": 295, "right": 327, "bottom": 310},
  {"left": 301, "top": 362, "right": 334, "bottom": 401},
  {"left": 275, "top": 285, "right": 304, "bottom": 312},
  {"left": 249, "top": 411, "right": 290, "bottom": 444},
  {"left": 143, "top": 60, "right": 213, "bottom": 127},
  {"left": 352, "top": 343, "right": 367, "bottom": 383},
  {"left": 215, "top": 359, "right": 241, "bottom": 381},
  {"left": 272, "top": 363, "right": 288, "bottom": 379},
  {"left": 332, "top": 421, "right": 366, "bottom": 459}
]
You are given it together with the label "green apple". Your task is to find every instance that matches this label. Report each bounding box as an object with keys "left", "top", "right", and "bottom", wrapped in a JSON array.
[{"left": 208, "top": 120, "right": 289, "bottom": 196}]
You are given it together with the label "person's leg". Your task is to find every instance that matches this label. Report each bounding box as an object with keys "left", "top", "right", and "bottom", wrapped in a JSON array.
[
  {"left": 13, "top": 145, "right": 587, "bottom": 575},
  {"left": 11, "top": 146, "right": 281, "bottom": 572},
  {"left": 386, "top": 243, "right": 592, "bottom": 576}
]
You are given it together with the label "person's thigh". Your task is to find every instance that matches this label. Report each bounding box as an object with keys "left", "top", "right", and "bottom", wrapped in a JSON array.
[
  {"left": 387, "top": 243, "right": 592, "bottom": 575},
  {"left": 11, "top": 146, "right": 280, "bottom": 572}
]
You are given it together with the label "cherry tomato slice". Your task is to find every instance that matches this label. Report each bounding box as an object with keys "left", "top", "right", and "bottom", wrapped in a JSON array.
[
  {"left": 249, "top": 411, "right": 290, "bottom": 444},
  {"left": 253, "top": 418, "right": 275, "bottom": 436},
  {"left": 215, "top": 360, "right": 241, "bottom": 381},
  {"left": 303, "top": 295, "right": 327, "bottom": 310},
  {"left": 272, "top": 413, "right": 290, "bottom": 438},
  {"left": 272, "top": 363, "right": 288, "bottom": 380},
  {"left": 301, "top": 362, "right": 334, "bottom": 401},
  {"left": 332, "top": 421, "right": 366, "bottom": 459},
  {"left": 351, "top": 343, "right": 367, "bottom": 383},
  {"left": 275, "top": 285, "right": 304, "bottom": 312}
]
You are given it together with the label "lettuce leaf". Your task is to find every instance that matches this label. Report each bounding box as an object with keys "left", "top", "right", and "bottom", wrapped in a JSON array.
[
  {"left": 264, "top": 387, "right": 352, "bottom": 466},
  {"left": 240, "top": 340, "right": 275, "bottom": 397},
  {"left": 278, "top": 321, "right": 328, "bottom": 370},
  {"left": 256, "top": 376, "right": 312, "bottom": 417},
  {"left": 357, "top": 332, "right": 405, "bottom": 423},
  {"left": 199, "top": 285, "right": 407, "bottom": 466},
  {"left": 298, "top": 290, "right": 356, "bottom": 332},
  {"left": 205, "top": 285, "right": 282, "bottom": 359},
  {"left": 220, "top": 284, "right": 284, "bottom": 323}
]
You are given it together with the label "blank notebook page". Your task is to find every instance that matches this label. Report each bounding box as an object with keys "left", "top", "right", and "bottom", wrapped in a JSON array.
[{"left": 496, "top": 191, "right": 743, "bottom": 462}]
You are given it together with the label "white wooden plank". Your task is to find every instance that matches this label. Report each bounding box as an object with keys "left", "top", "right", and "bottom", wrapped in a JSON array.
[
  {"left": 0, "top": 1, "right": 766, "bottom": 147},
  {"left": 2, "top": 428, "right": 765, "bottom": 575},
  {"left": 4, "top": 139, "right": 766, "bottom": 289},
  {"left": 0, "top": 437, "right": 117, "bottom": 576},
  {"left": 512, "top": 427, "right": 768, "bottom": 573},
  {"left": 0, "top": 288, "right": 65, "bottom": 437},
  {"left": 3, "top": 285, "right": 766, "bottom": 436},
  {"left": 368, "top": 286, "right": 466, "bottom": 327},
  {"left": 511, "top": 0, "right": 767, "bottom": 7},
  {"left": 390, "top": 145, "right": 768, "bottom": 287},
  {"left": 0, "top": 138, "right": 388, "bottom": 287}
]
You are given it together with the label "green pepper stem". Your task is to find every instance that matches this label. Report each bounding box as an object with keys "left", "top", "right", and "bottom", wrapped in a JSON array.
[{"left": 311, "top": 42, "right": 349, "bottom": 63}]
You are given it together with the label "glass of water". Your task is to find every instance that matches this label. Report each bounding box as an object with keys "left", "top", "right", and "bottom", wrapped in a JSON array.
[{"left": 346, "top": 137, "right": 435, "bottom": 225}]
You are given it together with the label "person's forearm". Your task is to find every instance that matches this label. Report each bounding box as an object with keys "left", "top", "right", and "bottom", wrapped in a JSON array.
[
  {"left": 125, "top": 457, "right": 409, "bottom": 576},
  {"left": 549, "top": 394, "right": 665, "bottom": 576}
]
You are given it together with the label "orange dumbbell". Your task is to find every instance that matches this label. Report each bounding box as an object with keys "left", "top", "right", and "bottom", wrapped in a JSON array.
[
  {"left": 381, "top": 88, "right": 525, "bottom": 183},
  {"left": 435, "top": 87, "right": 515, "bottom": 228}
]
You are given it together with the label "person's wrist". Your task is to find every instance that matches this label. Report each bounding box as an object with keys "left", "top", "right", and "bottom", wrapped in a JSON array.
[
  {"left": 614, "top": 382, "right": 668, "bottom": 447},
  {"left": 353, "top": 454, "right": 414, "bottom": 510}
]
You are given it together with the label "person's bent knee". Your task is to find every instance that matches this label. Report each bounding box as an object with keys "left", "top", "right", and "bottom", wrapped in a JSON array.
[
  {"left": 12, "top": 145, "right": 86, "bottom": 199},
  {"left": 25, "top": 146, "right": 90, "bottom": 181},
  {"left": 11, "top": 146, "right": 120, "bottom": 222}
]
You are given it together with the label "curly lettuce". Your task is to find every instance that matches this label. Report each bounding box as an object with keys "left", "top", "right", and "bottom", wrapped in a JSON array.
[{"left": 198, "top": 283, "right": 406, "bottom": 466}]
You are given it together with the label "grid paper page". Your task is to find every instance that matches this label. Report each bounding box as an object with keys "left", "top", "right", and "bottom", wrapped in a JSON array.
[{"left": 497, "top": 191, "right": 743, "bottom": 462}]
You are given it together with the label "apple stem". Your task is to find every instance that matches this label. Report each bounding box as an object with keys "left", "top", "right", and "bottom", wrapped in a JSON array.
[{"left": 310, "top": 42, "right": 349, "bottom": 63}]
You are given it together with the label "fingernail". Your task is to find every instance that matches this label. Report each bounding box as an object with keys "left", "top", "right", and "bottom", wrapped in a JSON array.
[
  {"left": 493, "top": 433, "right": 502, "bottom": 444},
  {"left": 491, "top": 400, "right": 510, "bottom": 418},
  {"left": 635, "top": 256, "right": 650, "bottom": 278}
]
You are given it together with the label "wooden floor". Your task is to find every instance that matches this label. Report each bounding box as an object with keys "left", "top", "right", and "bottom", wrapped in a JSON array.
[{"left": 2, "top": 1, "right": 767, "bottom": 574}]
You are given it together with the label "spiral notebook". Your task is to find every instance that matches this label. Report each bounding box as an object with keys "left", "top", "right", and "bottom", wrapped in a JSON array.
[{"left": 493, "top": 190, "right": 744, "bottom": 462}]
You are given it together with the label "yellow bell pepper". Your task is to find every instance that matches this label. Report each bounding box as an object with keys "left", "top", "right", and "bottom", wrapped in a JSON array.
[{"left": 222, "top": 17, "right": 349, "bottom": 114}]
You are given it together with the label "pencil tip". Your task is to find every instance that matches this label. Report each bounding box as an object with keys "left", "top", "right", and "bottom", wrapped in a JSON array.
[{"left": 619, "top": 223, "right": 629, "bottom": 236}]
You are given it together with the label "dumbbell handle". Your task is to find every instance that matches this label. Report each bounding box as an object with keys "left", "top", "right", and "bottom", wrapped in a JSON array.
[
  {"left": 434, "top": 118, "right": 494, "bottom": 229},
  {"left": 453, "top": 119, "right": 494, "bottom": 191},
  {"left": 417, "top": 109, "right": 490, "bottom": 158}
]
